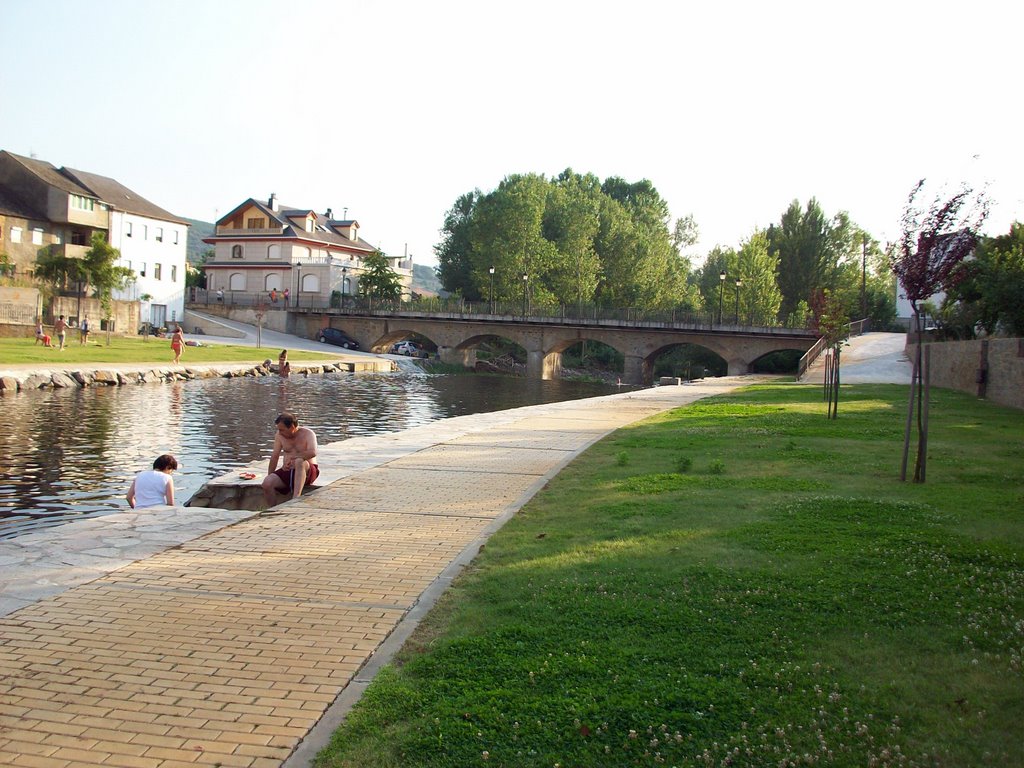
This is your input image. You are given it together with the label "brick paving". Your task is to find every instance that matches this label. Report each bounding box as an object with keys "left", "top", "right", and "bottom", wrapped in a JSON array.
[{"left": 0, "top": 377, "right": 761, "bottom": 767}]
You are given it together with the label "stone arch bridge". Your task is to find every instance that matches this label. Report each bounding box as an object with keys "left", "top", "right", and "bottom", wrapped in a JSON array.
[{"left": 292, "top": 311, "right": 818, "bottom": 385}]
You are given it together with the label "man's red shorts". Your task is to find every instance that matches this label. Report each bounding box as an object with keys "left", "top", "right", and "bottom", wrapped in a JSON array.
[{"left": 272, "top": 462, "right": 320, "bottom": 494}]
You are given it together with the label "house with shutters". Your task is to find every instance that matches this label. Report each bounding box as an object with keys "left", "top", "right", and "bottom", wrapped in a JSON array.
[
  {"left": 0, "top": 150, "right": 189, "bottom": 328},
  {"left": 202, "top": 194, "right": 413, "bottom": 307}
]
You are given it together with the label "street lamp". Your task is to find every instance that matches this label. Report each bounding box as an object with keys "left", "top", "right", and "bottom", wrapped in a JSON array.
[
  {"left": 341, "top": 266, "right": 348, "bottom": 309},
  {"left": 521, "top": 273, "right": 528, "bottom": 317},
  {"left": 718, "top": 270, "right": 726, "bottom": 324},
  {"left": 734, "top": 278, "right": 742, "bottom": 324},
  {"left": 489, "top": 266, "right": 495, "bottom": 314}
]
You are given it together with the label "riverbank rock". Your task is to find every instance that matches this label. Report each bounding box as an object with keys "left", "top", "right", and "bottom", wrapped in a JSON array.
[
  {"left": 22, "top": 374, "right": 52, "bottom": 389},
  {"left": 50, "top": 372, "right": 78, "bottom": 388},
  {"left": 0, "top": 376, "right": 19, "bottom": 392}
]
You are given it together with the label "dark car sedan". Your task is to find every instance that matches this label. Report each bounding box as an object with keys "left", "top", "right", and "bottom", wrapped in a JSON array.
[{"left": 318, "top": 327, "right": 360, "bottom": 349}]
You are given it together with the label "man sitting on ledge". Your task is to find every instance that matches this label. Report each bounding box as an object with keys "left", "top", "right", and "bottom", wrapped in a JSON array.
[{"left": 262, "top": 412, "right": 319, "bottom": 505}]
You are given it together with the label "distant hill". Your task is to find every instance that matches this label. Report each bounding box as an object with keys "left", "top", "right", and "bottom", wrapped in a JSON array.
[
  {"left": 184, "top": 218, "right": 215, "bottom": 263},
  {"left": 412, "top": 263, "right": 444, "bottom": 296}
]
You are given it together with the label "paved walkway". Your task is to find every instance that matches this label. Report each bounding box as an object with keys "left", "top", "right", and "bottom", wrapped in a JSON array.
[
  {"left": 0, "top": 376, "right": 764, "bottom": 768},
  {"left": 799, "top": 331, "right": 911, "bottom": 384}
]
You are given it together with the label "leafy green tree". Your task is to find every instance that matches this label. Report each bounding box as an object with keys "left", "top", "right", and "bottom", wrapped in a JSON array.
[
  {"left": 946, "top": 222, "right": 1024, "bottom": 336},
  {"left": 82, "top": 233, "right": 135, "bottom": 330},
  {"left": 813, "top": 289, "right": 849, "bottom": 419},
  {"left": 697, "top": 235, "right": 782, "bottom": 325},
  {"left": 34, "top": 247, "right": 89, "bottom": 292},
  {"left": 470, "top": 174, "right": 558, "bottom": 306},
  {"left": 357, "top": 251, "right": 403, "bottom": 299},
  {"left": 435, "top": 190, "right": 480, "bottom": 299},
  {"left": 768, "top": 199, "right": 852, "bottom": 321},
  {"left": 544, "top": 170, "right": 601, "bottom": 308}
]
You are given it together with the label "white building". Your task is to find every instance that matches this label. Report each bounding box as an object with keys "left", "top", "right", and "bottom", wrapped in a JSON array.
[{"left": 62, "top": 168, "right": 189, "bottom": 328}]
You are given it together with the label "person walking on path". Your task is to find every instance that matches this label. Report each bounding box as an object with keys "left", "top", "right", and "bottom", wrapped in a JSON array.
[
  {"left": 170, "top": 326, "right": 185, "bottom": 364},
  {"left": 54, "top": 315, "right": 67, "bottom": 351},
  {"left": 79, "top": 316, "right": 90, "bottom": 345},
  {"left": 261, "top": 412, "right": 318, "bottom": 505},
  {"left": 126, "top": 454, "right": 178, "bottom": 508}
]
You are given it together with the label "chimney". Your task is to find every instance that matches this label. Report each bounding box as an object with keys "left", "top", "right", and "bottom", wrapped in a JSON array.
[
  {"left": 326, "top": 207, "right": 332, "bottom": 219},
  {"left": 268, "top": 193, "right": 278, "bottom": 211}
]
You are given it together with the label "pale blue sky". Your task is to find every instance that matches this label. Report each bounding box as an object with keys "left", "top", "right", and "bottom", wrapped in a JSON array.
[{"left": 2, "top": 0, "right": 1020, "bottom": 266}]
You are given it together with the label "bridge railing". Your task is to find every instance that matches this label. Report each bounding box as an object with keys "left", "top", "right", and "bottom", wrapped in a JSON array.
[
  {"left": 187, "top": 290, "right": 818, "bottom": 334},
  {"left": 796, "top": 318, "right": 871, "bottom": 379}
]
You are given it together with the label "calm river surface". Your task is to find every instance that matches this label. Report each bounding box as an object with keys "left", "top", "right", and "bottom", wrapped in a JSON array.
[{"left": 0, "top": 370, "right": 622, "bottom": 539}]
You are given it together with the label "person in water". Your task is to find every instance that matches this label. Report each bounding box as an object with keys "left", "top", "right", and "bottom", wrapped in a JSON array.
[{"left": 126, "top": 454, "right": 178, "bottom": 508}]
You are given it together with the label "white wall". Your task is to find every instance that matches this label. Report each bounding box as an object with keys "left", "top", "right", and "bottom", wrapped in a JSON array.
[{"left": 109, "top": 210, "right": 187, "bottom": 325}]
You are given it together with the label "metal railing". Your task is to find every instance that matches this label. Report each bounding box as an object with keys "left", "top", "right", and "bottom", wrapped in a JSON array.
[
  {"left": 189, "top": 289, "right": 818, "bottom": 335},
  {"left": 796, "top": 318, "right": 871, "bottom": 379}
]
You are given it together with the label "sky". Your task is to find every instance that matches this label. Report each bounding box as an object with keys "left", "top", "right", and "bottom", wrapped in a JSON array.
[{"left": 2, "top": 0, "right": 1021, "bottom": 267}]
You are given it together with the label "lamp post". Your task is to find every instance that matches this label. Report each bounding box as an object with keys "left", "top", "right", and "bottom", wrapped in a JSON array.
[
  {"left": 718, "top": 270, "right": 726, "bottom": 324},
  {"left": 521, "top": 273, "right": 528, "bottom": 317},
  {"left": 341, "top": 266, "right": 348, "bottom": 309},
  {"left": 734, "top": 278, "right": 742, "bottom": 324},
  {"left": 488, "top": 266, "right": 495, "bottom": 314}
]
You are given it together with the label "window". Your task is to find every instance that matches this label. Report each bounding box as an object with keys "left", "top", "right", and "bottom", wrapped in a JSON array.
[
  {"left": 267, "top": 244, "right": 281, "bottom": 260},
  {"left": 232, "top": 244, "right": 243, "bottom": 259},
  {"left": 173, "top": 230, "right": 179, "bottom": 245},
  {"left": 171, "top": 265, "right": 177, "bottom": 282},
  {"left": 138, "top": 262, "right": 146, "bottom": 277},
  {"left": 154, "top": 263, "right": 162, "bottom": 280},
  {"left": 246, "top": 217, "right": 265, "bottom": 229},
  {"left": 229, "top": 272, "right": 246, "bottom": 290},
  {"left": 126, "top": 222, "right": 133, "bottom": 237},
  {"left": 32, "top": 228, "right": 43, "bottom": 245},
  {"left": 11, "top": 227, "right": 21, "bottom": 243},
  {"left": 155, "top": 227, "right": 163, "bottom": 243},
  {"left": 71, "top": 195, "right": 95, "bottom": 211},
  {"left": 54, "top": 230, "right": 63, "bottom": 244}
]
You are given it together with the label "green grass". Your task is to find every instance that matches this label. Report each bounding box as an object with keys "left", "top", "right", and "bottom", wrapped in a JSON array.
[
  {"left": 0, "top": 337, "right": 343, "bottom": 366},
  {"left": 315, "top": 384, "right": 1024, "bottom": 767}
]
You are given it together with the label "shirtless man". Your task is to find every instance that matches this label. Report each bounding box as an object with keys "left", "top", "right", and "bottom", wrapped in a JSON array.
[
  {"left": 54, "top": 315, "right": 68, "bottom": 351},
  {"left": 261, "top": 412, "right": 319, "bottom": 505}
]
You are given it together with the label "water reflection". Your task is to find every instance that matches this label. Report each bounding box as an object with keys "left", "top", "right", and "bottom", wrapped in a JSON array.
[{"left": 0, "top": 371, "right": 619, "bottom": 538}]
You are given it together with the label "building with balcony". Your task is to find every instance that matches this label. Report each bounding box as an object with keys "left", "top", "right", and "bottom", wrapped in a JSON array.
[
  {"left": 0, "top": 150, "right": 189, "bottom": 327},
  {"left": 202, "top": 194, "right": 413, "bottom": 307}
]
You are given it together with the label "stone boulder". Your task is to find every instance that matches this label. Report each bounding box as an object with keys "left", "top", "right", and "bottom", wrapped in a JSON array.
[
  {"left": 0, "top": 376, "right": 19, "bottom": 392},
  {"left": 50, "top": 372, "right": 80, "bottom": 389}
]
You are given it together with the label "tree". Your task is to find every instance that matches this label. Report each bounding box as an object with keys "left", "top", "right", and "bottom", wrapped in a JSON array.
[
  {"left": 470, "top": 174, "right": 557, "bottom": 307},
  {"left": 768, "top": 199, "right": 852, "bottom": 321},
  {"left": 435, "top": 190, "right": 480, "bottom": 299},
  {"left": 83, "top": 232, "right": 134, "bottom": 339},
  {"left": 357, "top": 251, "right": 403, "bottom": 300},
  {"left": 891, "top": 179, "right": 988, "bottom": 482},
  {"left": 945, "top": 222, "right": 1024, "bottom": 336},
  {"left": 544, "top": 171, "right": 601, "bottom": 308},
  {"left": 812, "top": 289, "right": 849, "bottom": 419}
]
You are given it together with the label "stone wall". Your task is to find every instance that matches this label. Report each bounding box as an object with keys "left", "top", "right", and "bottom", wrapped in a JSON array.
[{"left": 906, "top": 337, "right": 1024, "bottom": 410}]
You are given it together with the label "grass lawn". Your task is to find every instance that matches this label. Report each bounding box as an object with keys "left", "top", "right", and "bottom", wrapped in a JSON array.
[
  {"left": 316, "top": 383, "right": 1024, "bottom": 767},
  {"left": 0, "top": 336, "right": 344, "bottom": 366}
]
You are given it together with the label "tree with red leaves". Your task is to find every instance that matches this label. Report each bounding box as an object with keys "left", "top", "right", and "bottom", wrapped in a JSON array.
[{"left": 891, "top": 180, "right": 988, "bottom": 482}]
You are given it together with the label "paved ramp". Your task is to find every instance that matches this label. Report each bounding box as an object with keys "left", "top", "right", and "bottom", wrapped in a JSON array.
[{"left": 800, "top": 332, "right": 912, "bottom": 384}]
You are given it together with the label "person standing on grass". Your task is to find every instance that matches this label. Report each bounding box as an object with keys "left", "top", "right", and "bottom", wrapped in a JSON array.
[
  {"left": 261, "top": 412, "right": 318, "bottom": 506},
  {"left": 54, "top": 315, "right": 67, "bottom": 351},
  {"left": 170, "top": 326, "right": 185, "bottom": 364},
  {"left": 126, "top": 454, "right": 178, "bottom": 508},
  {"left": 79, "top": 316, "right": 90, "bottom": 345}
]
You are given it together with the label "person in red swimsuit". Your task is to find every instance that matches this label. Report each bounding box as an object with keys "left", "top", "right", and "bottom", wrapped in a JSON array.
[
  {"left": 170, "top": 326, "right": 184, "bottom": 364},
  {"left": 261, "top": 412, "right": 319, "bottom": 506}
]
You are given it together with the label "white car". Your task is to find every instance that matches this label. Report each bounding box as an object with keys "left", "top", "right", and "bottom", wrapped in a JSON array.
[{"left": 391, "top": 341, "right": 426, "bottom": 357}]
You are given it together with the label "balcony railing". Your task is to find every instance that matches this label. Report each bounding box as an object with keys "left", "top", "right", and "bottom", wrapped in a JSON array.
[
  {"left": 215, "top": 226, "right": 285, "bottom": 236},
  {"left": 53, "top": 243, "right": 90, "bottom": 260}
]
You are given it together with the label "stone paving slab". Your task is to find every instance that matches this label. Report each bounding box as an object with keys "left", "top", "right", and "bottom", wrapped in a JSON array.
[{"left": 0, "top": 376, "right": 766, "bottom": 768}]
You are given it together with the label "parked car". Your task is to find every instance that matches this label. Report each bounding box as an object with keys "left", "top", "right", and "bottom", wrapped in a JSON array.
[
  {"left": 318, "top": 327, "right": 360, "bottom": 349},
  {"left": 390, "top": 341, "right": 427, "bottom": 357}
]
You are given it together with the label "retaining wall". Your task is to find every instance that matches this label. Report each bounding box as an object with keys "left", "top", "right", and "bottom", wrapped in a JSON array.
[{"left": 905, "top": 337, "right": 1024, "bottom": 410}]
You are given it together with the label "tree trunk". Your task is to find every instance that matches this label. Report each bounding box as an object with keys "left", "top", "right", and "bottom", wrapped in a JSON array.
[
  {"left": 914, "top": 343, "right": 931, "bottom": 482},
  {"left": 900, "top": 311, "right": 920, "bottom": 481}
]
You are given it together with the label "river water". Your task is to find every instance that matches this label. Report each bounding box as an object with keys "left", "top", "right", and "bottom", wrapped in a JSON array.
[{"left": 0, "top": 369, "right": 621, "bottom": 539}]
